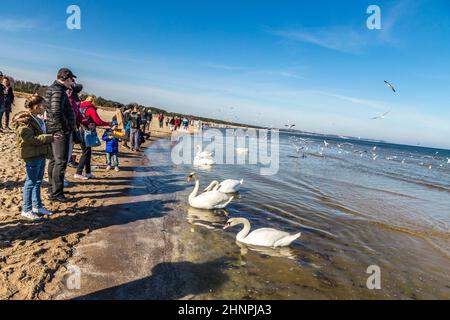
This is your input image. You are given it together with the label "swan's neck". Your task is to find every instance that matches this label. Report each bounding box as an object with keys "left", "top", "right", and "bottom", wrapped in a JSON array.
[
  {"left": 204, "top": 180, "right": 219, "bottom": 192},
  {"left": 189, "top": 176, "right": 200, "bottom": 200},
  {"left": 236, "top": 219, "right": 251, "bottom": 242}
]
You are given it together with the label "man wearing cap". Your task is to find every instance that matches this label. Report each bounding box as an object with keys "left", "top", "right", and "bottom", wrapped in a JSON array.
[{"left": 45, "top": 68, "right": 77, "bottom": 202}]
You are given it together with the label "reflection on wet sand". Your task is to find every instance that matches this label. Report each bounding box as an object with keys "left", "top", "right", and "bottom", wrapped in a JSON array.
[
  {"left": 186, "top": 207, "right": 228, "bottom": 230},
  {"left": 236, "top": 242, "right": 297, "bottom": 260}
]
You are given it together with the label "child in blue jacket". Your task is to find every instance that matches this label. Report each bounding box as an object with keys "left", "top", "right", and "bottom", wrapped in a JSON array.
[{"left": 102, "top": 121, "right": 120, "bottom": 171}]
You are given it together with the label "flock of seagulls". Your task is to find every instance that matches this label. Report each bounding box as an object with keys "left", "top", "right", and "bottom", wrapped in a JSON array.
[
  {"left": 284, "top": 80, "right": 396, "bottom": 129},
  {"left": 289, "top": 135, "right": 448, "bottom": 171},
  {"left": 186, "top": 171, "right": 300, "bottom": 247}
]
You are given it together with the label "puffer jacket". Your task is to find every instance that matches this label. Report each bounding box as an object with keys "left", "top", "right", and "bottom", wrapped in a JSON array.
[
  {"left": 13, "top": 112, "right": 54, "bottom": 160},
  {"left": 102, "top": 129, "right": 119, "bottom": 153},
  {"left": 45, "top": 81, "right": 76, "bottom": 134}
]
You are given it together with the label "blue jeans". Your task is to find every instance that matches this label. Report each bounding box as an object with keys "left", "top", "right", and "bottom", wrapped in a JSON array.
[
  {"left": 106, "top": 152, "right": 119, "bottom": 167},
  {"left": 23, "top": 159, "right": 46, "bottom": 212}
]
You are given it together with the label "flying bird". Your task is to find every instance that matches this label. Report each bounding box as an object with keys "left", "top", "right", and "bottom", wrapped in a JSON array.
[
  {"left": 371, "top": 111, "right": 390, "bottom": 120},
  {"left": 285, "top": 123, "right": 296, "bottom": 129},
  {"left": 323, "top": 140, "right": 329, "bottom": 147},
  {"left": 384, "top": 80, "right": 396, "bottom": 93}
]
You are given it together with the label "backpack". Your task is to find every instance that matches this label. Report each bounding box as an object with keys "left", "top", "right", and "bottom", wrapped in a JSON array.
[{"left": 79, "top": 105, "right": 94, "bottom": 126}]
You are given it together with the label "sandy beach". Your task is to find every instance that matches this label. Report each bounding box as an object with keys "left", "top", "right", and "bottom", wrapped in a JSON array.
[{"left": 0, "top": 97, "right": 179, "bottom": 299}]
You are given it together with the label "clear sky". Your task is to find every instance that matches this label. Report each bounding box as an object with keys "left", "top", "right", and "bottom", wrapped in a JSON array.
[{"left": 1, "top": 0, "right": 449, "bottom": 148}]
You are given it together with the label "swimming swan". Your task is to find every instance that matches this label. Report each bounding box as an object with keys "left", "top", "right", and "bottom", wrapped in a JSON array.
[
  {"left": 193, "top": 146, "right": 216, "bottom": 166},
  {"left": 223, "top": 217, "right": 300, "bottom": 247},
  {"left": 204, "top": 179, "right": 244, "bottom": 193},
  {"left": 193, "top": 156, "right": 216, "bottom": 166},
  {"left": 196, "top": 145, "right": 213, "bottom": 158},
  {"left": 187, "top": 172, "right": 234, "bottom": 209}
]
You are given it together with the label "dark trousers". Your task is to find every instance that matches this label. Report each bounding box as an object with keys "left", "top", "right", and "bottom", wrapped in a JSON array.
[
  {"left": 76, "top": 143, "right": 92, "bottom": 175},
  {"left": 0, "top": 111, "right": 10, "bottom": 128},
  {"left": 48, "top": 133, "right": 70, "bottom": 197}
]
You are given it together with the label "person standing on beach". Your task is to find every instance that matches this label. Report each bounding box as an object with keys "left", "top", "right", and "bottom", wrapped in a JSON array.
[
  {"left": 141, "top": 107, "right": 149, "bottom": 135},
  {"left": 0, "top": 72, "right": 4, "bottom": 132},
  {"left": 122, "top": 106, "right": 131, "bottom": 149},
  {"left": 13, "top": 95, "right": 62, "bottom": 220},
  {"left": 158, "top": 113, "right": 164, "bottom": 128},
  {"left": 67, "top": 83, "right": 85, "bottom": 169},
  {"left": 169, "top": 116, "right": 175, "bottom": 131},
  {"left": 129, "top": 105, "right": 141, "bottom": 151},
  {"left": 74, "top": 96, "right": 110, "bottom": 180},
  {"left": 102, "top": 120, "right": 120, "bottom": 172},
  {"left": 0, "top": 76, "right": 15, "bottom": 132},
  {"left": 45, "top": 68, "right": 77, "bottom": 202},
  {"left": 147, "top": 109, "right": 152, "bottom": 131}
]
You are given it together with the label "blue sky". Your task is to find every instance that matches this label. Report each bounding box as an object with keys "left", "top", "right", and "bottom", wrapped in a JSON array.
[{"left": 1, "top": 0, "right": 449, "bottom": 148}]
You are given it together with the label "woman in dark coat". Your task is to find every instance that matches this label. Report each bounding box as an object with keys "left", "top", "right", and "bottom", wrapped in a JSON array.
[{"left": 0, "top": 77, "right": 15, "bottom": 131}]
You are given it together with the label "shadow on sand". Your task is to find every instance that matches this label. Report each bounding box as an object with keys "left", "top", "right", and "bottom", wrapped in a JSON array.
[
  {"left": 74, "top": 258, "right": 230, "bottom": 300},
  {"left": 0, "top": 198, "right": 176, "bottom": 250}
]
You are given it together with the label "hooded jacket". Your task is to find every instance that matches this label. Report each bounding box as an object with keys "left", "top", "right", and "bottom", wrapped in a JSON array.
[
  {"left": 79, "top": 101, "right": 110, "bottom": 127},
  {"left": 102, "top": 129, "right": 119, "bottom": 153},
  {"left": 13, "top": 111, "right": 54, "bottom": 160}
]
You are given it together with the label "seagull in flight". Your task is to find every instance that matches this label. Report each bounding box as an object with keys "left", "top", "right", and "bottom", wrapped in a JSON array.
[
  {"left": 371, "top": 111, "right": 390, "bottom": 120},
  {"left": 285, "top": 123, "right": 296, "bottom": 129},
  {"left": 323, "top": 140, "right": 329, "bottom": 147},
  {"left": 384, "top": 80, "right": 396, "bottom": 93}
]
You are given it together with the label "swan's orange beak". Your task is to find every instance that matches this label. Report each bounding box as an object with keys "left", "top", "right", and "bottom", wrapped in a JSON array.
[{"left": 187, "top": 176, "right": 192, "bottom": 182}]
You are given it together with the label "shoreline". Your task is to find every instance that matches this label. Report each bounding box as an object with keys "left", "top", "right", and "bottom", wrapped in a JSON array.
[
  {"left": 54, "top": 136, "right": 185, "bottom": 299},
  {"left": 0, "top": 98, "right": 179, "bottom": 299}
]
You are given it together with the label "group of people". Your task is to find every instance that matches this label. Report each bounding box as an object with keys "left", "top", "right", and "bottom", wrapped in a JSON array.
[
  {"left": 120, "top": 104, "right": 152, "bottom": 152},
  {"left": 158, "top": 113, "right": 191, "bottom": 132},
  {"left": 12, "top": 68, "right": 119, "bottom": 221},
  {"left": 0, "top": 71, "right": 15, "bottom": 132},
  {"left": 8, "top": 66, "right": 201, "bottom": 221}
]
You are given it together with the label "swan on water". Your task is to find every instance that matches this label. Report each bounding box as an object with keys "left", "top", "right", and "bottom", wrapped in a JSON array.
[
  {"left": 204, "top": 179, "right": 244, "bottom": 193},
  {"left": 196, "top": 145, "right": 213, "bottom": 158},
  {"left": 223, "top": 217, "right": 301, "bottom": 247},
  {"left": 187, "top": 172, "right": 234, "bottom": 209},
  {"left": 193, "top": 145, "right": 215, "bottom": 166},
  {"left": 193, "top": 156, "right": 216, "bottom": 166}
]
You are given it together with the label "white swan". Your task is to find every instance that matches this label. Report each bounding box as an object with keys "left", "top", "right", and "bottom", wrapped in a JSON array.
[
  {"left": 193, "top": 156, "right": 216, "bottom": 166},
  {"left": 196, "top": 145, "right": 213, "bottom": 158},
  {"left": 193, "top": 145, "right": 215, "bottom": 166},
  {"left": 187, "top": 172, "right": 234, "bottom": 209},
  {"left": 223, "top": 217, "right": 300, "bottom": 247},
  {"left": 204, "top": 179, "right": 244, "bottom": 193}
]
